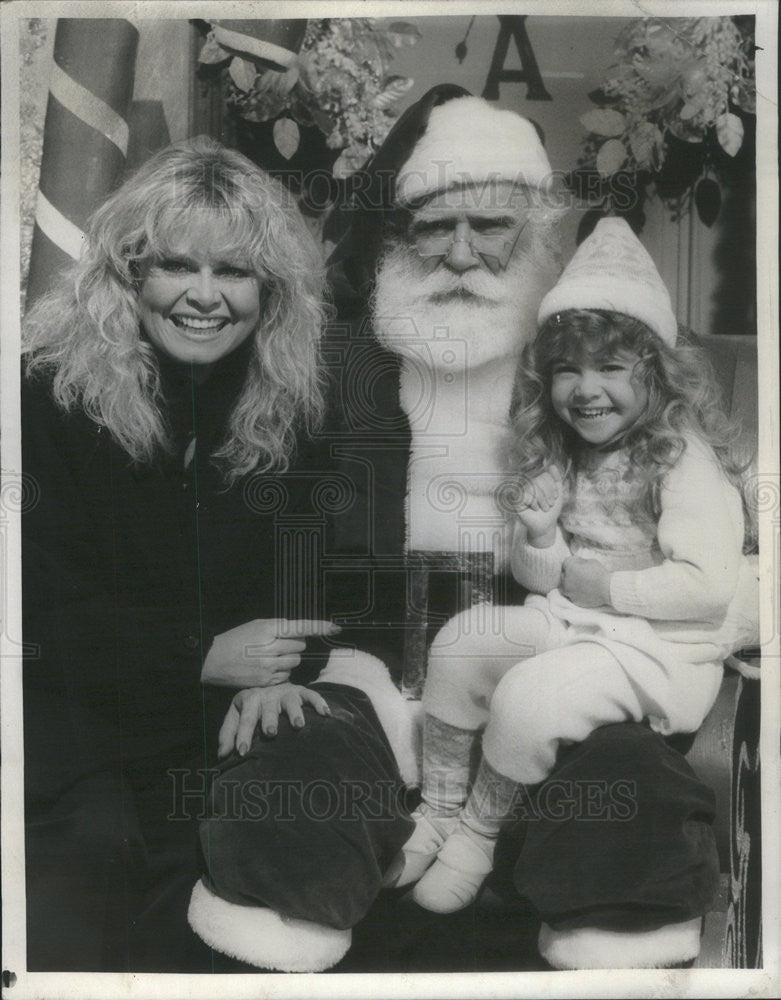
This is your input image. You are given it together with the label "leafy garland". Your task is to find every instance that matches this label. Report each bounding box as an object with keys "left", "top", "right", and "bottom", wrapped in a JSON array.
[
  {"left": 574, "top": 17, "right": 755, "bottom": 228},
  {"left": 202, "top": 18, "right": 420, "bottom": 179}
]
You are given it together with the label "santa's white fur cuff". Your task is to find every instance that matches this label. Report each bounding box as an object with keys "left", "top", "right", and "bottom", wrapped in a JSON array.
[
  {"left": 187, "top": 879, "right": 351, "bottom": 972},
  {"left": 317, "top": 649, "right": 422, "bottom": 787},
  {"left": 538, "top": 916, "right": 702, "bottom": 969}
]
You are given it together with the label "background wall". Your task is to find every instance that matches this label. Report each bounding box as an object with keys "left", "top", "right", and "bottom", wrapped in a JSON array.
[{"left": 20, "top": 14, "right": 755, "bottom": 336}]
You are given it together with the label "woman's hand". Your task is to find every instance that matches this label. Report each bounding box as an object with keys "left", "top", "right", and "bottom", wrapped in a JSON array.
[
  {"left": 218, "top": 683, "right": 332, "bottom": 758},
  {"left": 515, "top": 467, "right": 565, "bottom": 547},
  {"left": 560, "top": 556, "right": 612, "bottom": 608},
  {"left": 201, "top": 618, "right": 341, "bottom": 689}
]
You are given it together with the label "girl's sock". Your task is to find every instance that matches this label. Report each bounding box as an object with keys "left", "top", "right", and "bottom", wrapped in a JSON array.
[
  {"left": 385, "top": 716, "right": 479, "bottom": 888},
  {"left": 419, "top": 714, "right": 481, "bottom": 818},
  {"left": 460, "top": 755, "right": 522, "bottom": 848},
  {"left": 412, "top": 757, "right": 522, "bottom": 913}
]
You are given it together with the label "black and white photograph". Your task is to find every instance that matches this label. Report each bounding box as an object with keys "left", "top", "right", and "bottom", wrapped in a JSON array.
[{"left": 1, "top": 2, "right": 778, "bottom": 997}]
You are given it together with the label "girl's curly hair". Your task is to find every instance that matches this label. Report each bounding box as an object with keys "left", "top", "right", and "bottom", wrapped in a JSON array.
[
  {"left": 23, "top": 136, "right": 328, "bottom": 484},
  {"left": 508, "top": 309, "right": 756, "bottom": 551}
]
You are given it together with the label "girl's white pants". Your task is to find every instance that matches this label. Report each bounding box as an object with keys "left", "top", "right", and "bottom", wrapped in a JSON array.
[{"left": 422, "top": 603, "right": 651, "bottom": 785}]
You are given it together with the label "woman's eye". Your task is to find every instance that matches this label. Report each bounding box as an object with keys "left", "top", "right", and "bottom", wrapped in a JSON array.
[
  {"left": 158, "top": 259, "right": 192, "bottom": 274},
  {"left": 601, "top": 364, "right": 626, "bottom": 373},
  {"left": 217, "top": 266, "right": 252, "bottom": 279}
]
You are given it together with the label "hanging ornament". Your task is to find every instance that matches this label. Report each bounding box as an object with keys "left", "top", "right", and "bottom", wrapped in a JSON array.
[
  {"left": 455, "top": 15, "right": 475, "bottom": 64},
  {"left": 694, "top": 176, "right": 722, "bottom": 227}
]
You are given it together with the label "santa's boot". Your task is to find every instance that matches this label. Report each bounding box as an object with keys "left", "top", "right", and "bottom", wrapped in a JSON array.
[
  {"left": 188, "top": 880, "right": 352, "bottom": 972},
  {"left": 538, "top": 917, "right": 703, "bottom": 969}
]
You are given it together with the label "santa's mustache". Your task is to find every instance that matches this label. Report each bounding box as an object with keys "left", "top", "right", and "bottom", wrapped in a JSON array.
[
  {"left": 372, "top": 236, "right": 554, "bottom": 370},
  {"left": 423, "top": 279, "right": 500, "bottom": 306},
  {"left": 377, "top": 245, "right": 514, "bottom": 308}
]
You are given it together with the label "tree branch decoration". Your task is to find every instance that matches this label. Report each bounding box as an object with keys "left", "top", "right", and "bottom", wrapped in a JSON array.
[
  {"left": 200, "top": 18, "right": 420, "bottom": 179},
  {"left": 573, "top": 17, "right": 755, "bottom": 231}
]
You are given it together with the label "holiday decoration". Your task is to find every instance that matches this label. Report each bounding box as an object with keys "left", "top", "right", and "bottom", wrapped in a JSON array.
[
  {"left": 20, "top": 18, "right": 49, "bottom": 301},
  {"left": 454, "top": 16, "right": 475, "bottom": 65},
  {"left": 25, "top": 19, "right": 138, "bottom": 305},
  {"left": 482, "top": 15, "right": 551, "bottom": 102},
  {"left": 200, "top": 18, "right": 420, "bottom": 180},
  {"left": 572, "top": 17, "right": 755, "bottom": 229}
]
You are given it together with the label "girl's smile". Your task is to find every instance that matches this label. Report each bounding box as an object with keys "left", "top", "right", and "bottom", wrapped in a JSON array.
[{"left": 551, "top": 350, "right": 648, "bottom": 447}]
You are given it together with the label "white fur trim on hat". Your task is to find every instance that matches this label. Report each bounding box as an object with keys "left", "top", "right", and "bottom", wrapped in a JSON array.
[
  {"left": 396, "top": 96, "right": 552, "bottom": 205},
  {"left": 537, "top": 217, "right": 678, "bottom": 345},
  {"left": 187, "top": 878, "right": 352, "bottom": 972},
  {"left": 538, "top": 917, "right": 702, "bottom": 969},
  {"left": 316, "top": 649, "right": 421, "bottom": 787}
]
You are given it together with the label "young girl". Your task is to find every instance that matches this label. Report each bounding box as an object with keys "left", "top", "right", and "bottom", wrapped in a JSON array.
[{"left": 393, "top": 218, "right": 758, "bottom": 922}]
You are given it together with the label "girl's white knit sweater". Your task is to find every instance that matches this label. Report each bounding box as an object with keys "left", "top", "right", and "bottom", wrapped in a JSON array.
[{"left": 510, "top": 434, "right": 757, "bottom": 656}]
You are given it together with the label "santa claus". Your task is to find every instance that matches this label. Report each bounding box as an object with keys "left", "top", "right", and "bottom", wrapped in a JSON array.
[{"left": 188, "top": 86, "right": 719, "bottom": 973}]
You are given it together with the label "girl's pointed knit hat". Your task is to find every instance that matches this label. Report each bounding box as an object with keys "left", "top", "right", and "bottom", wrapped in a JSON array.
[{"left": 537, "top": 217, "right": 678, "bottom": 345}]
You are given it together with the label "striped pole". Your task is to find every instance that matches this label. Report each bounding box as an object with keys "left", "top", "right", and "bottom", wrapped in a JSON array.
[{"left": 26, "top": 19, "right": 139, "bottom": 307}]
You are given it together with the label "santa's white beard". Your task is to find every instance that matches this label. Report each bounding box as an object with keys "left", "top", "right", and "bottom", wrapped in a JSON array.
[
  {"left": 371, "top": 241, "right": 558, "bottom": 565},
  {"left": 372, "top": 240, "right": 555, "bottom": 371}
]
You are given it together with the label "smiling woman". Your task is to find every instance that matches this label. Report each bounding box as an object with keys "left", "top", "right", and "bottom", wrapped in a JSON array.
[
  {"left": 137, "top": 234, "right": 263, "bottom": 370},
  {"left": 24, "top": 137, "right": 327, "bottom": 477},
  {"left": 19, "top": 137, "right": 414, "bottom": 972}
]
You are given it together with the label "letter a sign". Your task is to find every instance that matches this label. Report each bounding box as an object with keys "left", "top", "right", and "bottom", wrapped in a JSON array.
[{"left": 483, "top": 15, "right": 552, "bottom": 102}]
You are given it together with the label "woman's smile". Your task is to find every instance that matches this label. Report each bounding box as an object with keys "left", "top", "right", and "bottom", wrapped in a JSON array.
[
  {"left": 138, "top": 241, "right": 262, "bottom": 367},
  {"left": 169, "top": 314, "right": 230, "bottom": 334}
]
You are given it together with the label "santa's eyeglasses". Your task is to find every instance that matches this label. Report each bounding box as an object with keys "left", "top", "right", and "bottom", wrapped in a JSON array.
[{"left": 410, "top": 216, "right": 529, "bottom": 274}]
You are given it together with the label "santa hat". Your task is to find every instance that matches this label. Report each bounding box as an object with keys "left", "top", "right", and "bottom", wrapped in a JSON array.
[
  {"left": 395, "top": 95, "right": 553, "bottom": 205},
  {"left": 537, "top": 217, "right": 678, "bottom": 345},
  {"left": 328, "top": 85, "right": 552, "bottom": 293}
]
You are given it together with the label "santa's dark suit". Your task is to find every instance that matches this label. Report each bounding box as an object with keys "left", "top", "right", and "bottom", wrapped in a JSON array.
[{"left": 194, "top": 86, "right": 720, "bottom": 972}]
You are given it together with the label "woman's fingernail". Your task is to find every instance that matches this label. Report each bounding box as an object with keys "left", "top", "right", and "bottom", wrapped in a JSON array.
[
  {"left": 267, "top": 727, "right": 277, "bottom": 737},
  {"left": 293, "top": 717, "right": 304, "bottom": 728},
  {"left": 238, "top": 742, "right": 248, "bottom": 756}
]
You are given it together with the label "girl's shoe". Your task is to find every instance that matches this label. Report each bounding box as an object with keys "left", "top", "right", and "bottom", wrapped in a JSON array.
[
  {"left": 382, "top": 809, "right": 459, "bottom": 889},
  {"left": 411, "top": 828, "right": 494, "bottom": 913}
]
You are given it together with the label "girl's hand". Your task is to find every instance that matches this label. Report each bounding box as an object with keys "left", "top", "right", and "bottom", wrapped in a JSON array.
[
  {"left": 560, "top": 556, "right": 612, "bottom": 608},
  {"left": 201, "top": 618, "right": 341, "bottom": 689},
  {"left": 515, "top": 467, "right": 565, "bottom": 546},
  {"left": 218, "top": 683, "right": 332, "bottom": 758}
]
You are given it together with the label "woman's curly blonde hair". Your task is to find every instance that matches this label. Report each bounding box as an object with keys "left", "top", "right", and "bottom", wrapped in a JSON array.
[
  {"left": 508, "top": 309, "right": 757, "bottom": 551},
  {"left": 23, "top": 136, "right": 329, "bottom": 483}
]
